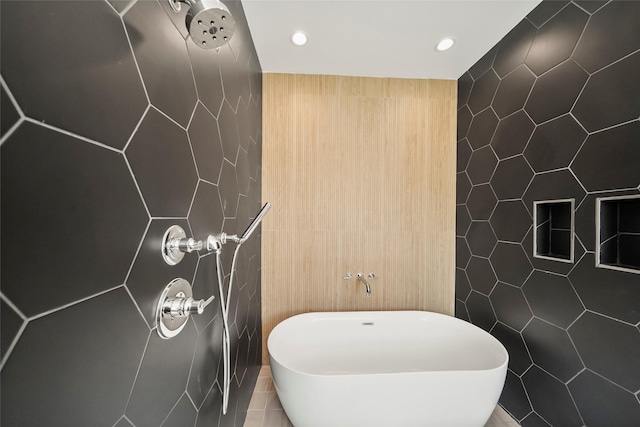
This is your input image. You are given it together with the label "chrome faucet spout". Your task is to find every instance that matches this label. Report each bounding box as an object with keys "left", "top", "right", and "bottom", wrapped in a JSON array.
[{"left": 357, "top": 273, "right": 372, "bottom": 297}]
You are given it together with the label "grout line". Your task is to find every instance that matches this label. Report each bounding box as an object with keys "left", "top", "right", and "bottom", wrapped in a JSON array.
[
  {"left": 28, "top": 284, "right": 126, "bottom": 322},
  {"left": 22, "top": 117, "right": 122, "bottom": 153}
]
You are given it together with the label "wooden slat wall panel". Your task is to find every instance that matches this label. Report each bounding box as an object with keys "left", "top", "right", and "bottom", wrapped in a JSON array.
[{"left": 262, "top": 74, "right": 456, "bottom": 363}]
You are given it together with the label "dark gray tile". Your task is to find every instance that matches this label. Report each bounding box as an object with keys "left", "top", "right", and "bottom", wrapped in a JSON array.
[
  {"left": 467, "top": 221, "right": 497, "bottom": 257},
  {"left": 187, "top": 40, "right": 225, "bottom": 117},
  {"left": 114, "top": 418, "right": 134, "bottom": 427},
  {"left": 491, "top": 156, "right": 534, "bottom": 201},
  {"left": 467, "top": 184, "right": 498, "bottom": 220},
  {"left": 522, "top": 170, "right": 586, "bottom": 218},
  {"left": 0, "top": 289, "right": 149, "bottom": 427},
  {"left": 456, "top": 205, "right": 472, "bottom": 237},
  {"left": 158, "top": 0, "right": 189, "bottom": 39},
  {"left": 126, "top": 108, "right": 198, "bottom": 217},
  {"left": 466, "top": 256, "right": 497, "bottom": 296},
  {"left": 218, "top": 100, "right": 241, "bottom": 161},
  {"left": 574, "top": 0, "right": 608, "bottom": 14},
  {"left": 194, "top": 383, "right": 223, "bottom": 427},
  {"left": 467, "top": 146, "right": 498, "bottom": 185},
  {"left": 526, "top": 0, "right": 570, "bottom": 27},
  {"left": 569, "top": 254, "right": 640, "bottom": 324},
  {"left": 520, "top": 412, "right": 551, "bottom": 427},
  {"left": 569, "top": 311, "right": 640, "bottom": 392},
  {"left": 191, "top": 255, "right": 221, "bottom": 333},
  {"left": 469, "top": 45, "right": 499, "bottom": 79},
  {"left": 189, "top": 103, "right": 225, "bottom": 184},
  {"left": 457, "top": 105, "right": 473, "bottom": 140},
  {"left": 456, "top": 268, "right": 472, "bottom": 302},
  {"left": 455, "top": 299, "right": 470, "bottom": 321},
  {"left": 490, "top": 283, "right": 533, "bottom": 332},
  {"left": 161, "top": 393, "right": 198, "bottom": 427},
  {"left": 573, "top": 1, "right": 640, "bottom": 73},
  {"left": 458, "top": 71, "right": 473, "bottom": 106},
  {"left": 456, "top": 172, "right": 472, "bottom": 205},
  {"left": 124, "top": 0, "right": 197, "bottom": 127},
  {"left": 525, "top": 4, "right": 589, "bottom": 75},
  {"left": 523, "top": 228, "right": 583, "bottom": 276},
  {"left": 0, "top": 84, "right": 19, "bottom": 136},
  {"left": 493, "top": 19, "right": 537, "bottom": 78},
  {"left": 189, "top": 316, "right": 224, "bottom": 409},
  {"left": 107, "top": 0, "right": 131, "bottom": 13},
  {"left": 219, "top": 44, "right": 242, "bottom": 110},
  {"left": 521, "top": 366, "right": 582, "bottom": 427},
  {"left": 467, "top": 108, "right": 499, "bottom": 149},
  {"left": 490, "top": 110, "right": 535, "bottom": 160},
  {"left": 219, "top": 159, "right": 239, "bottom": 218},
  {"left": 522, "top": 318, "right": 583, "bottom": 382},
  {"left": 236, "top": 146, "right": 251, "bottom": 196},
  {"left": 1, "top": 123, "right": 148, "bottom": 317},
  {"left": 493, "top": 65, "right": 536, "bottom": 118},
  {"left": 491, "top": 200, "right": 532, "bottom": 243},
  {"left": 525, "top": 114, "right": 587, "bottom": 172},
  {"left": 568, "top": 370, "right": 640, "bottom": 427},
  {"left": 127, "top": 219, "right": 198, "bottom": 326},
  {"left": 467, "top": 70, "right": 500, "bottom": 115},
  {"left": 571, "top": 121, "right": 640, "bottom": 192},
  {"left": 465, "top": 291, "right": 496, "bottom": 331},
  {"left": 457, "top": 138, "right": 472, "bottom": 172},
  {"left": 457, "top": 237, "right": 472, "bottom": 269},
  {"left": 490, "top": 242, "right": 533, "bottom": 287},
  {"left": 499, "top": 370, "right": 533, "bottom": 420},
  {"left": 127, "top": 324, "right": 198, "bottom": 427},
  {"left": 491, "top": 322, "right": 533, "bottom": 375},
  {"left": 523, "top": 271, "right": 585, "bottom": 328},
  {"left": 188, "top": 181, "right": 225, "bottom": 240},
  {"left": 0, "top": 0, "right": 147, "bottom": 149},
  {"left": 573, "top": 51, "right": 640, "bottom": 133},
  {"left": 1, "top": 299, "right": 23, "bottom": 360},
  {"left": 525, "top": 60, "right": 588, "bottom": 124}
]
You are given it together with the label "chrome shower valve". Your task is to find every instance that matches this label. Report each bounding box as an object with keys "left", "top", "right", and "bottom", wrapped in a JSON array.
[{"left": 156, "top": 278, "right": 215, "bottom": 339}]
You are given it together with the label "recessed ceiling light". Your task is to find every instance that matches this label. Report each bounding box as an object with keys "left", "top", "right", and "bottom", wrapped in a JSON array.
[
  {"left": 435, "top": 37, "right": 455, "bottom": 52},
  {"left": 291, "top": 31, "right": 308, "bottom": 46}
]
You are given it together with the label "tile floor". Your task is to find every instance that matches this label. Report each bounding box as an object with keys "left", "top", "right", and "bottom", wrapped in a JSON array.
[{"left": 244, "top": 366, "right": 520, "bottom": 427}]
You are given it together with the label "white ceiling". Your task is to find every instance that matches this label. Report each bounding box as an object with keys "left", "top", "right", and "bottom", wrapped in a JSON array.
[{"left": 242, "top": 0, "right": 541, "bottom": 80}]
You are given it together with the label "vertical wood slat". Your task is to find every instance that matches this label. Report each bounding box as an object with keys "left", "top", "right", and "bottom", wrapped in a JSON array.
[{"left": 262, "top": 74, "right": 457, "bottom": 363}]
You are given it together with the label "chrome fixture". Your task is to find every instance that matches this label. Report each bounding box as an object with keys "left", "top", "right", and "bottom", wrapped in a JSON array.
[
  {"left": 343, "top": 273, "right": 353, "bottom": 280},
  {"left": 155, "top": 278, "right": 215, "bottom": 339},
  {"left": 162, "top": 225, "right": 203, "bottom": 266},
  {"left": 168, "top": 0, "right": 235, "bottom": 50},
  {"left": 357, "top": 273, "right": 372, "bottom": 297},
  {"left": 209, "top": 202, "right": 270, "bottom": 414}
]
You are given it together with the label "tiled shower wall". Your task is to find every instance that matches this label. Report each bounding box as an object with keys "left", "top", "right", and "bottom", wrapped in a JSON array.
[
  {"left": 456, "top": 1, "right": 640, "bottom": 426},
  {"left": 1, "top": 1, "right": 262, "bottom": 426}
]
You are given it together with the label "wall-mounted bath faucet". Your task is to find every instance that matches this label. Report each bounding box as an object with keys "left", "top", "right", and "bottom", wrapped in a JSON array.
[{"left": 344, "top": 272, "right": 376, "bottom": 297}]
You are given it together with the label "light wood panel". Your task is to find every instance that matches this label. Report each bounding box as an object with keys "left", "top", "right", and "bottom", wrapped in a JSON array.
[{"left": 262, "top": 74, "right": 457, "bottom": 363}]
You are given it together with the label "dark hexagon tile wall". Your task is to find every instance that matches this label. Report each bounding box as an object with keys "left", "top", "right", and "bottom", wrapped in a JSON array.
[
  {"left": 456, "top": 1, "right": 640, "bottom": 424},
  {"left": 0, "top": 1, "right": 263, "bottom": 427}
]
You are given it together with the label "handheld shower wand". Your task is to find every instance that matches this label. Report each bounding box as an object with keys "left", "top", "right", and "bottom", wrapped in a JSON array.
[{"left": 210, "top": 202, "right": 270, "bottom": 414}]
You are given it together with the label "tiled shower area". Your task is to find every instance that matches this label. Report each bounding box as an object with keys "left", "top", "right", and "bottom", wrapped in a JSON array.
[{"left": 456, "top": 1, "right": 640, "bottom": 426}]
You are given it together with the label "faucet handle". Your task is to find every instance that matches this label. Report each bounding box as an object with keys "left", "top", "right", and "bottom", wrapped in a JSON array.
[
  {"left": 368, "top": 273, "right": 376, "bottom": 279},
  {"left": 343, "top": 273, "right": 353, "bottom": 280}
]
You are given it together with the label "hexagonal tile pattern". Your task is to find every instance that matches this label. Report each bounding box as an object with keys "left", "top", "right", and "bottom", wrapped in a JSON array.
[
  {"left": 458, "top": 72, "right": 473, "bottom": 106},
  {"left": 490, "top": 283, "right": 533, "bottom": 331},
  {"left": 525, "top": 4, "right": 588, "bottom": 76},
  {"left": 467, "top": 69, "right": 500, "bottom": 114},
  {"left": 188, "top": 181, "right": 225, "bottom": 239},
  {"left": 571, "top": 121, "right": 640, "bottom": 192},
  {"left": 457, "top": 138, "right": 472, "bottom": 172},
  {"left": 467, "top": 146, "right": 498, "bottom": 185},
  {"left": 467, "top": 108, "right": 499, "bottom": 149},
  {"left": 124, "top": 0, "right": 197, "bottom": 127},
  {"left": 0, "top": 289, "right": 149, "bottom": 426},
  {"left": 466, "top": 221, "right": 497, "bottom": 257},
  {"left": 525, "top": 60, "right": 588, "bottom": 125},
  {"left": 456, "top": 237, "right": 472, "bottom": 269},
  {"left": 188, "top": 316, "right": 224, "bottom": 409},
  {"left": 0, "top": 84, "right": 20, "bottom": 136},
  {"left": 458, "top": 2, "right": 640, "bottom": 424},
  {"left": 126, "top": 108, "right": 198, "bottom": 217},
  {"left": 490, "top": 110, "right": 535, "bottom": 160},
  {"left": 457, "top": 105, "right": 473, "bottom": 140},
  {"left": 187, "top": 42, "right": 224, "bottom": 118},
  {"left": 466, "top": 256, "right": 497, "bottom": 295},
  {"left": 523, "top": 271, "right": 584, "bottom": 328},
  {"left": 467, "top": 184, "right": 498, "bottom": 220},
  {"left": 524, "top": 114, "right": 587, "bottom": 173},
  {"left": 188, "top": 103, "right": 225, "bottom": 184},
  {"left": 161, "top": 394, "right": 198, "bottom": 427},
  {"left": 569, "top": 312, "right": 640, "bottom": 392},
  {"left": 219, "top": 159, "right": 240, "bottom": 218},
  {"left": 191, "top": 254, "right": 222, "bottom": 333},
  {"left": 573, "top": 1, "right": 640, "bottom": 73},
  {"left": 491, "top": 200, "right": 532, "bottom": 243},
  {"left": 218, "top": 100, "right": 241, "bottom": 161},
  {"left": 456, "top": 172, "right": 472, "bottom": 205},
  {"left": 573, "top": 51, "right": 640, "bottom": 132},
  {"left": 522, "top": 318, "right": 583, "bottom": 382},
  {"left": 0, "top": 1, "right": 147, "bottom": 149},
  {"left": 1, "top": 298, "right": 23, "bottom": 360},
  {"left": 1, "top": 123, "right": 148, "bottom": 317},
  {"left": 456, "top": 205, "right": 472, "bottom": 237},
  {"left": 492, "top": 65, "right": 536, "bottom": 118},
  {"left": 490, "top": 242, "right": 532, "bottom": 287}
]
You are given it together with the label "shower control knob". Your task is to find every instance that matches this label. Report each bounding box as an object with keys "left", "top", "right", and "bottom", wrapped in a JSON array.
[{"left": 156, "top": 278, "right": 215, "bottom": 339}]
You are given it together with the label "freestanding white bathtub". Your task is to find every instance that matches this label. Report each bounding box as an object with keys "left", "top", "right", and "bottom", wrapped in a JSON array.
[{"left": 268, "top": 311, "right": 508, "bottom": 427}]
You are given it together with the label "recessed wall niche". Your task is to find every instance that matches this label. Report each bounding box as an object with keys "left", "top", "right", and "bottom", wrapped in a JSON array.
[
  {"left": 533, "top": 199, "right": 575, "bottom": 263},
  {"left": 596, "top": 195, "right": 640, "bottom": 274}
]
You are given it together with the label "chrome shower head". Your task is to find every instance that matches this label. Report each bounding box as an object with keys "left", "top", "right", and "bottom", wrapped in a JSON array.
[
  {"left": 175, "top": 0, "right": 235, "bottom": 50},
  {"left": 239, "top": 202, "right": 271, "bottom": 244}
]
